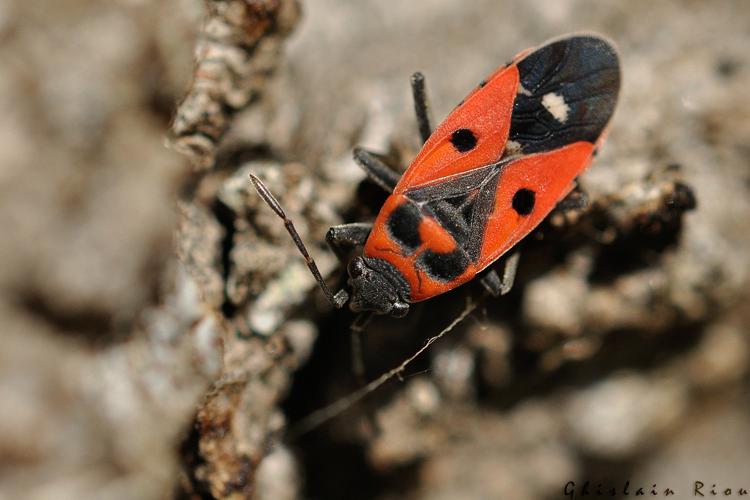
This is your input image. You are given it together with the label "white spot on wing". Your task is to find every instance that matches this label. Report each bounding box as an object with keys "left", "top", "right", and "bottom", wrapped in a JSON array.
[
  {"left": 542, "top": 92, "right": 570, "bottom": 123},
  {"left": 505, "top": 140, "right": 522, "bottom": 156}
]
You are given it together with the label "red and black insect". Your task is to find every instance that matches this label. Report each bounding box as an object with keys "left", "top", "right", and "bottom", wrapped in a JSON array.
[{"left": 251, "top": 34, "right": 621, "bottom": 318}]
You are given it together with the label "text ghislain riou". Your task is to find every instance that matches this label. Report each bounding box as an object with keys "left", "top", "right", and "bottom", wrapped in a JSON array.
[{"left": 564, "top": 481, "right": 750, "bottom": 498}]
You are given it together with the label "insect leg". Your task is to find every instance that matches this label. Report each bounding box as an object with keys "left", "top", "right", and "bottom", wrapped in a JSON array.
[
  {"left": 326, "top": 222, "right": 372, "bottom": 262},
  {"left": 555, "top": 183, "right": 589, "bottom": 212},
  {"left": 353, "top": 147, "right": 400, "bottom": 192},
  {"left": 249, "top": 173, "right": 349, "bottom": 308},
  {"left": 479, "top": 270, "right": 502, "bottom": 296},
  {"left": 410, "top": 71, "right": 433, "bottom": 144},
  {"left": 350, "top": 312, "right": 381, "bottom": 436},
  {"left": 350, "top": 312, "right": 373, "bottom": 385},
  {"left": 480, "top": 250, "right": 520, "bottom": 297}
]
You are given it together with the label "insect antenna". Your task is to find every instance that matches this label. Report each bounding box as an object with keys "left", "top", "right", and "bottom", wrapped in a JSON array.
[{"left": 249, "top": 173, "right": 349, "bottom": 309}]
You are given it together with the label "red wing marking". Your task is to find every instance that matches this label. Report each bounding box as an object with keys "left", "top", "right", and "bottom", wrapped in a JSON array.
[
  {"left": 477, "top": 141, "right": 594, "bottom": 269},
  {"left": 364, "top": 195, "right": 477, "bottom": 302},
  {"left": 394, "top": 64, "right": 520, "bottom": 191},
  {"left": 418, "top": 216, "right": 456, "bottom": 253}
]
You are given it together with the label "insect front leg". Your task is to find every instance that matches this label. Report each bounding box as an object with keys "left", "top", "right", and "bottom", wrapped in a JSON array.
[
  {"left": 349, "top": 312, "right": 373, "bottom": 384},
  {"left": 410, "top": 71, "right": 433, "bottom": 144},
  {"left": 326, "top": 222, "right": 373, "bottom": 262},
  {"left": 480, "top": 250, "right": 520, "bottom": 297},
  {"left": 352, "top": 148, "right": 400, "bottom": 192},
  {"left": 350, "top": 312, "right": 380, "bottom": 436}
]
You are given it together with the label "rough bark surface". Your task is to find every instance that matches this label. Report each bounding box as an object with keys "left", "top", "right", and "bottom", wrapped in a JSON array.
[{"left": 1, "top": 1, "right": 749, "bottom": 499}]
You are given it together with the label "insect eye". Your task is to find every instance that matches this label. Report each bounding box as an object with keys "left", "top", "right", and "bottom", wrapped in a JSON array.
[{"left": 348, "top": 257, "right": 366, "bottom": 279}]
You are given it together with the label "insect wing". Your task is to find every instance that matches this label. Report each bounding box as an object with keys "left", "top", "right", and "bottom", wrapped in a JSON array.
[
  {"left": 506, "top": 34, "right": 620, "bottom": 156},
  {"left": 394, "top": 64, "right": 519, "bottom": 191},
  {"left": 476, "top": 142, "right": 593, "bottom": 269},
  {"left": 477, "top": 34, "right": 621, "bottom": 268}
]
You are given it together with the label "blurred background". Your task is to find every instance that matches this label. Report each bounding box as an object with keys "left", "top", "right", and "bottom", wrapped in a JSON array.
[{"left": 1, "top": 0, "right": 749, "bottom": 499}]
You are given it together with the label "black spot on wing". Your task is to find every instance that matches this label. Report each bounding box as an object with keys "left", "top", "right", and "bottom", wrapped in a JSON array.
[
  {"left": 419, "top": 248, "right": 469, "bottom": 282},
  {"left": 512, "top": 188, "right": 535, "bottom": 215},
  {"left": 451, "top": 128, "right": 478, "bottom": 152},
  {"left": 387, "top": 202, "right": 422, "bottom": 253},
  {"left": 508, "top": 35, "right": 620, "bottom": 154}
]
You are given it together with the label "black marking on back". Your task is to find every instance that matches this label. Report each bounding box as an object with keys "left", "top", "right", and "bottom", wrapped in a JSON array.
[
  {"left": 466, "top": 169, "right": 502, "bottom": 260},
  {"left": 419, "top": 248, "right": 469, "bottom": 282},
  {"left": 512, "top": 188, "right": 535, "bottom": 215},
  {"left": 451, "top": 128, "right": 478, "bottom": 152},
  {"left": 387, "top": 202, "right": 422, "bottom": 253},
  {"left": 405, "top": 160, "right": 508, "bottom": 264},
  {"left": 407, "top": 164, "right": 497, "bottom": 203},
  {"left": 426, "top": 195, "right": 473, "bottom": 249},
  {"left": 508, "top": 35, "right": 620, "bottom": 155}
]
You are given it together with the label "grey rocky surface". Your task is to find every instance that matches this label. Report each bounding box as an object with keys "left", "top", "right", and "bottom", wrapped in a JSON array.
[{"left": 0, "top": 1, "right": 748, "bottom": 499}]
